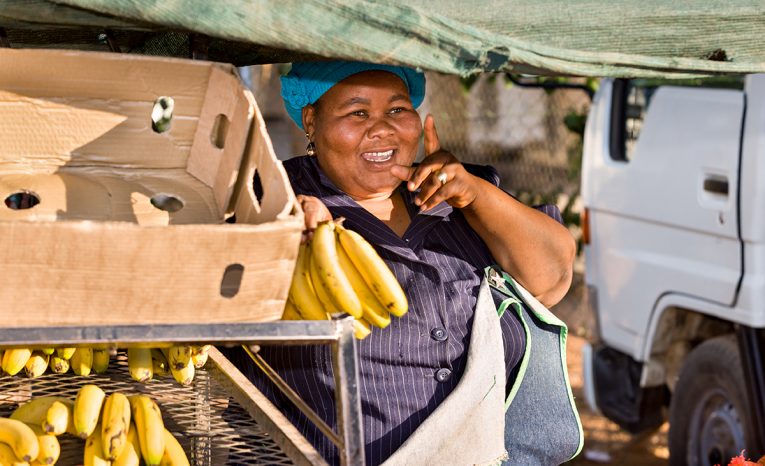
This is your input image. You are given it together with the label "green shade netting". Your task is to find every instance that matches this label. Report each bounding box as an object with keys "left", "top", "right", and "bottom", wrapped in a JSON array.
[{"left": 1, "top": 0, "right": 764, "bottom": 77}]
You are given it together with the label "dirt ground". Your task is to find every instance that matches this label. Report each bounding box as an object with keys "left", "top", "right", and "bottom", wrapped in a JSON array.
[{"left": 555, "top": 272, "right": 670, "bottom": 466}]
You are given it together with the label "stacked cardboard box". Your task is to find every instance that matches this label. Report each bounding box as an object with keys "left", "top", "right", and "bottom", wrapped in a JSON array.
[{"left": 0, "top": 49, "right": 302, "bottom": 325}]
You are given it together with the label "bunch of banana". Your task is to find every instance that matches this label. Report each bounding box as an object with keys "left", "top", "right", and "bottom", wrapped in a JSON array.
[
  {"left": 0, "top": 346, "right": 111, "bottom": 378},
  {"left": 285, "top": 220, "right": 408, "bottom": 340},
  {"left": 127, "top": 345, "right": 209, "bottom": 386},
  {"left": 7, "top": 386, "right": 190, "bottom": 466}
]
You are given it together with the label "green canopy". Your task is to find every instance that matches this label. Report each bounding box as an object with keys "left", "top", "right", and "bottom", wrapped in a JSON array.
[{"left": 2, "top": 0, "right": 765, "bottom": 78}]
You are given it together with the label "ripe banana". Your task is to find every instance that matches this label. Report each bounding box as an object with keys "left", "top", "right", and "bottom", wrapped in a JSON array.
[
  {"left": 190, "top": 345, "right": 210, "bottom": 369},
  {"left": 26, "top": 423, "right": 60, "bottom": 465},
  {"left": 159, "top": 428, "right": 190, "bottom": 466},
  {"left": 10, "top": 396, "right": 70, "bottom": 431},
  {"left": 130, "top": 395, "right": 165, "bottom": 466},
  {"left": 336, "top": 242, "right": 392, "bottom": 329},
  {"left": 336, "top": 223, "right": 408, "bottom": 317},
  {"left": 101, "top": 392, "right": 131, "bottom": 460},
  {"left": 48, "top": 355, "right": 69, "bottom": 374},
  {"left": 55, "top": 348, "right": 76, "bottom": 360},
  {"left": 353, "top": 318, "right": 372, "bottom": 340},
  {"left": 127, "top": 348, "right": 153, "bottom": 383},
  {"left": 309, "top": 252, "right": 340, "bottom": 318},
  {"left": 0, "top": 417, "right": 39, "bottom": 462},
  {"left": 92, "top": 349, "right": 110, "bottom": 374},
  {"left": 3, "top": 348, "right": 33, "bottom": 376},
  {"left": 288, "top": 242, "right": 329, "bottom": 320},
  {"left": 170, "top": 356, "right": 195, "bottom": 386},
  {"left": 40, "top": 348, "right": 55, "bottom": 356},
  {"left": 151, "top": 349, "right": 170, "bottom": 377},
  {"left": 84, "top": 425, "right": 110, "bottom": 466},
  {"left": 24, "top": 352, "right": 49, "bottom": 379},
  {"left": 311, "top": 221, "right": 363, "bottom": 318},
  {"left": 0, "top": 441, "right": 27, "bottom": 466},
  {"left": 70, "top": 347, "right": 94, "bottom": 376},
  {"left": 113, "top": 425, "right": 140, "bottom": 466},
  {"left": 281, "top": 298, "right": 302, "bottom": 320},
  {"left": 74, "top": 384, "right": 106, "bottom": 439},
  {"left": 44, "top": 400, "right": 76, "bottom": 436},
  {"left": 167, "top": 346, "right": 192, "bottom": 370}
]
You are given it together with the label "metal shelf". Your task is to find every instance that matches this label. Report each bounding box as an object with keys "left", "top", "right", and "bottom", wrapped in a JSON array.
[{"left": 0, "top": 318, "right": 364, "bottom": 466}]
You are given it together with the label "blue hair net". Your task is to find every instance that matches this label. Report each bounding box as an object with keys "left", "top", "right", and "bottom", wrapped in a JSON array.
[{"left": 280, "top": 61, "right": 426, "bottom": 130}]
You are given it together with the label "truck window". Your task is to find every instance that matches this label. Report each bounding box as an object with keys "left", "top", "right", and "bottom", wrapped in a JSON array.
[{"left": 609, "top": 77, "right": 745, "bottom": 162}]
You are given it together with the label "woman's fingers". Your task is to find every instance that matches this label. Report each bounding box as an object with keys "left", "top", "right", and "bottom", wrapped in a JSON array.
[
  {"left": 297, "top": 195, "right": 332, "bottom": 242},
  {"left": 423, "top": 114, "right": 441, "bottom": 155}
]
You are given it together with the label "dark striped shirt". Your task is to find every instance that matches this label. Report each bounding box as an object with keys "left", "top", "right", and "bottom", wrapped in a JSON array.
[{"left": 230, "top": 156, "right": 561, "bottom": 465}]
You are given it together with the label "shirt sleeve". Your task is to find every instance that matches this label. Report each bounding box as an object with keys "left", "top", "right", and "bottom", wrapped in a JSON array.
[{"left": 464, "top": 163, "right": 565, "bottom": 225}]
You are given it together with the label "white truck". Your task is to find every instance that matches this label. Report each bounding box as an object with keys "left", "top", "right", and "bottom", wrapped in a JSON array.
[{"left": 580, "top": 75, "right": 765, "bottom": 466}]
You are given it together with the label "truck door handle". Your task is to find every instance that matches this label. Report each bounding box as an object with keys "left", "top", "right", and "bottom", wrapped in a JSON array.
[{"left": 703, "top": 178, "right": 729, "bottom": 195}]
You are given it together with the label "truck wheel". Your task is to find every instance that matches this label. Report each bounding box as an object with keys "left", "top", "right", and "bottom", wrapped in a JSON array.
[{"left": 668, "top": 335, "right": 754, "bottom": 466}]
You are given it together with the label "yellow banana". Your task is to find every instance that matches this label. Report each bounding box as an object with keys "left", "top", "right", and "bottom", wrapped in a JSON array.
[
  {"left": 336, "top": 223, "right": 408, "bottom": 317},
  {"left": 40, "top": 348, "right": 55, "bottom": 356},
  {"left": 129, "top": 395, "right": 165, "bottom": 466},
  {"left": 84, "top": 426, "right": 110, "bottom": 466},
  {"left": 26, "top": 423, "right": 60, "bottom": 466},
  {"left": 3, "top": 348, "right": 33, "bottom": 376},
  {"left": 73, "top": 384, "right": 106, "bottom": 439},
  {"left": 309, "top": 252, "right": 340, "bottom": 318},
  {"left": 24, "top": 352, "right": 49, "bottom": 379},
  {"left": 127, "top": 348, "right": 153, "bottom": 383},
  {"left": 48, "top": 355, "right": 69, "bottom": 374},
  {"left": 151, "top": 349, "right": 170, "bottom": 377},
  {"left": 311, "top": 221, "right": 363, "bottom": 318},
  {"left": 353, "top": 318, "right": 372, "bottom": 340},
  {"left": 113, "top": 425, "right": 140, "bottom": 466},
  {"left": 70, "top": 347, "right": 94, "bottom": 376},
  {"left": 190, "top": 345, "right": 210, "bottom": 369},
  {"left": 281, "top": 298, "right": 302, "bottom": 320},
  {"left": 170, "top": 357, "right": 195, "bottom": 386},
  {"left": 0, "top": 441, "right": 27, "bottom": 466},
  {"left": 167, "top": 346, "right": 192, "bottom": 370},
  {"left": 10, "top": 396, "right": 71, "bottom": 432},
  {"left": 288, "top": 242, "right": 329, "bottom": 320},
  {"left": 92, "top": 349, "right": 110, "bottom": 374},
  {"left": 0, "top": 417, "right": 39, "bottom": 462},
  {"left": 336, "top": 242, "right": 392, "bottom": 329},
  {"left": 159, "top": 428, "right": 189, "bottom": 466},
  {"left": 101, "top": 392, "right": 131, "bottom": 460},
  {"left": 55, "top": 348, "right": 76, "bottom": 360},
  {"left": 44, "top": 400, "right": 76, "bottom": 436}
]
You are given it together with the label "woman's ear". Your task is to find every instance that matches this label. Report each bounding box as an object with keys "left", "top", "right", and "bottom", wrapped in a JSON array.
[{"left": 302, "top": 105, "right": 316, "bottom": 136}]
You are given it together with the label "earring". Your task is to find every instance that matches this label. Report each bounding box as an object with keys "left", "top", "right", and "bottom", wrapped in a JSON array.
[{"left": 305, "top": 133, "right": 316, "bottom": 156}]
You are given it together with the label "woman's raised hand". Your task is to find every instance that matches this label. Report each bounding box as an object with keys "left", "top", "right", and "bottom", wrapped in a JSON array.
[
  {"left": 391, "top": 114, "right": 481, "bottom": 212},
  {"left": 297, "top": 194, "right": 333, "bottom": 242}
]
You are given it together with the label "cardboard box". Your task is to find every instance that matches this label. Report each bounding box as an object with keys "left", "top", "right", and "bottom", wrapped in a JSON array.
[{"left": 0, "top": 49, "right": 302, "bottom": 327}]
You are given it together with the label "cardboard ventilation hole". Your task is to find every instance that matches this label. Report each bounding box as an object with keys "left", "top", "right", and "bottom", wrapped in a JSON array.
[{"left": 0, "top": 49, "right": 303, "bottom": 326}]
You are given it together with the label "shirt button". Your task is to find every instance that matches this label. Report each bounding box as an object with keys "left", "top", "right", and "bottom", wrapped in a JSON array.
[
  {"left": 430, "top": 328, "right": 448, "bottom": 342},
  {"left": 435, "top": 368, "right": 452, "bottom": 383}
]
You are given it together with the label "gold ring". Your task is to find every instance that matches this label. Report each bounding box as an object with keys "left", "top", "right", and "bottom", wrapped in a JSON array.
[{"left": 436, "top": 171, "right": 448, "bottom": 186}]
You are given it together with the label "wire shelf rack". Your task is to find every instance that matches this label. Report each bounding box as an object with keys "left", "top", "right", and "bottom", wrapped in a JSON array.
[{"left": 0, "top": 350, "right": 296, "bottom": 466}]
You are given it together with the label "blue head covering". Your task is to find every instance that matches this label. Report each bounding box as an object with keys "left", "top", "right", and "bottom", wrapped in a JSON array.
[{"left": 280, "top": 61, "right": 426, "bottom": 130}]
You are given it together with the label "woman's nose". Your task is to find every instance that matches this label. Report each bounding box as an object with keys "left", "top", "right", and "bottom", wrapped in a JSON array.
[{"left": 367, "top": 117, "right": 395, "bottom": 138}]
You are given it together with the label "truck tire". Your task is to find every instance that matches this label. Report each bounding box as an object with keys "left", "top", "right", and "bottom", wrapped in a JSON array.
[{"left": 668, "top": 335, "right": 755, "bottom": 466}]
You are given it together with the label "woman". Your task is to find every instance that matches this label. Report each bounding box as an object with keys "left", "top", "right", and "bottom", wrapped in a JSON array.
[{"left": 232, "top": 61, "right": 580, "bottom": 465}]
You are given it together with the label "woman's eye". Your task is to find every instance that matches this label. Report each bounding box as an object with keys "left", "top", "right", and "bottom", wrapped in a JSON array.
[
  {"left": 389, "top": 107, "right": 404, "bottom": 114},
  {"left": 350, "top": 110, "right": 367, "bottom": 117}
]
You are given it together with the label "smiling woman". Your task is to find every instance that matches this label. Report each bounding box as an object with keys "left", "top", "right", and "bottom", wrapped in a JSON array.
[{"left": 223, "top": 60, "right": 581, "bottom": 466}]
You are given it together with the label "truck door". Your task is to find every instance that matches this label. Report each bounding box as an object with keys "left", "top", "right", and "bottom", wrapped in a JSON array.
[{"left": 582, "top": 78, "right": 744, "bottom": 356}]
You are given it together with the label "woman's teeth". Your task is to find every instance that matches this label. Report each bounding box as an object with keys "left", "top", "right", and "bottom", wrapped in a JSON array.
[{"left": 362, "top": 150, "right": 393, "bottom": 162}]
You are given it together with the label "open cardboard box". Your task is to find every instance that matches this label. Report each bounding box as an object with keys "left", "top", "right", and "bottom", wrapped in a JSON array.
[{"left": 0, "top": 49, "right": 303, "bottom": 327}]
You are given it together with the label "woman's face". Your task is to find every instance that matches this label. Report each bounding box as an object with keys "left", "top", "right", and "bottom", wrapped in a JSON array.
[{"left": 303, "top": 71, "right": 423, "bottom": 200}]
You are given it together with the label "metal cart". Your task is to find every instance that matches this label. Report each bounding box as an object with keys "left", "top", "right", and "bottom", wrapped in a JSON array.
[{"left": 0, "top": 318, "right": 364, "bottom": 466}]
